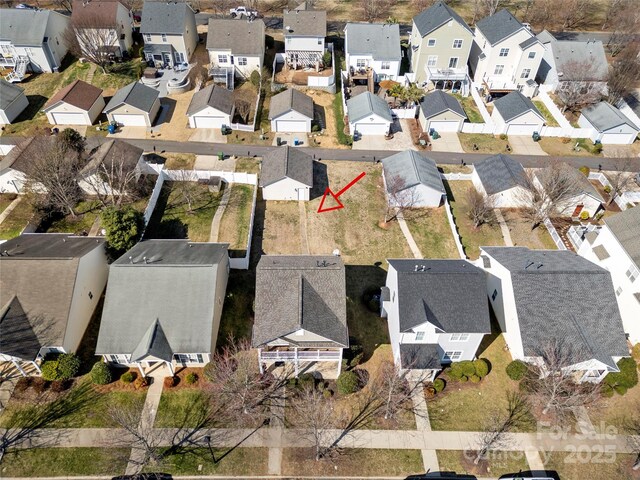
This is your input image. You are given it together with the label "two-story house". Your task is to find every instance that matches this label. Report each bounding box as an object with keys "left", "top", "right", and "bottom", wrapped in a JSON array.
[
  {"left": 578, "top": 206, "right": 640, "bottom": 345},
  {"left": 0, "top": 9, "right": 70, "bottom": 81},
  {"left": 141, "top": 1, "right": 198, "bottom": 68},
  {"left": 409, "top": 1, "right": 474, "bottom": 96},
  {"left": 469, "top": 9, "right": 544, "bottom": 97},
  {"left": 71, "top": 0, "right": 134, "bottom": 59},
  {"left": 382, "top": 259, "right": 491, "bottom": 379},
  {"left": 283, "top": 5, "right": 326, "bottom": 69},
  {"left": 344, "top": 23, "right": 401, "bottom": 84},
  {"left": 207, "top": 18, "right": 265, "bottom": 84}
]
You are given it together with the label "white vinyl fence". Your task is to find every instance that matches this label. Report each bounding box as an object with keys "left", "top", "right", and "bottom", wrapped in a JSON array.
[
  {"left": 543, "top": 217, "right": 567, "bottom": 250},
  {"left": 392, "top": 106, "right": 418, "bottom": 119},
  {"left": 588, "top": 172, "right": 630, "bottom": 210},
  {"left": 441, "top": 172, "right": 473, "bottom": 181},
  {"left": 443, "top": 198, "right": 467, "bottom": 259},
  {"left": 567, "top": 224, "right": 600, "bottom": 251}
]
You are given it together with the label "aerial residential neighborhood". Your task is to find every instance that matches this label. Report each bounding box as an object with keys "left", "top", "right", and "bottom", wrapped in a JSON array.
[{"left": 0, "top": 0, "right": 639, "bottom": 479}]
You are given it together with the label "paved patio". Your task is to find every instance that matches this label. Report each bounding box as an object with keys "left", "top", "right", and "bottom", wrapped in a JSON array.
[
  {"left": 352, "top": 119, "right": 416, "bottom": 151},
  {"left": 194, "top": 154, "right": 236, "bottom": 171},
  {"left": 508, "top": 135, "right": 547, "bottom": 156},
  {"left": 430, "top": 132, "right": 464, "bottom": 153}
]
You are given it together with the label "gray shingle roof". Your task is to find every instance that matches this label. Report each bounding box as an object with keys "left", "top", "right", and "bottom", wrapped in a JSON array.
[
  {"left": 382, "top": 150, "right": 445, "bottom": 195},
  {"left": 140, "top": 1, "right": 194, "bottom": 35},
  {"left": 400, "top": 343, "right": 442, "bottom": 370},
  {"left": 475, "top": 9, "right": 526, "bottom": 46},
  {"left": 80, "top": 139, "right": 144, "bottom": 178},
  {"left": 104, "top": 81, "right": 159, "bottom": 113},
  {"left": 548, "top": 39, "right": 608, "bottom": 81},
  {"left": 131, "top": 319, "right": 173, "bottom": 362},
  {"left": 535, "top": 163, "right": 604, "bottom": 203},
  {"left": 344, "top": 23, "right": 401, "bottom": 61},
  {"left": 473, "top": 154, "right": 526, "bottom": 195},
  {"left": 283, "top": 9, "right": 326, "bottom": 37},
  {"left": 269, "top": 88, "right": 314, "bottom": 120},
  {"left": 388, "top": 259, "right": 491, "bottom": 334},
  {"left": 252, "top": 255, "right": 348, "bottom": 348},
  {"left": 96, "top": 240, "right": 229, "bottom": 356},
  {"left": 187, "top": 84, "right": 235, "bottom": 116},
  {"left": 206, "top": 19, "right": 265, "bottom": 56},
  {"left": 518, "top": 36, "right": 540, "bottom": 50},
  {"left": 482, "top": 247, "right": 628, "bottom": 369},
  {"left": 420, "top": 90, "right": 467, "bottom": 120},
  {"left": 347, "top": 91, "right": 393, "bottom": 122},
  {"left": 493, "top": 91, "right": 543, "bottom": 123},
  {"left": 605, "top": 206, "right": 640, "bottom": 268},
  {"left": 0, "top": 136, "right": 55, "bottom": 173},
  {"left": 0, "top": 79, "right": 26, "bottom": 111},
  {"left": 259, "top": 146, "right": 313, "bottom": 188},
  {"left": 412, "top": 0, "right": 472, "bottom": 37},
  {"left": 0, "top": 9, "right": 58, "bottom": 46},
  {"left": 581, "top": 102, "right": 639, "bottom": 132}
]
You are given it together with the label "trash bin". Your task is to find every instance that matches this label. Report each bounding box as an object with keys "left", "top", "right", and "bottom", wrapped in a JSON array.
[
  {"left": 532, "top": 131, "right": 541, "bottom": 142},
  {"left": 276, "top": 137, "right": 282, "bottom": 146},
  {"left": 294, "top": 138, "right": 299, "bottom": 146},
  {"left": 218, "top": 151, "right": 224, "bottom": 161},
  {"left": 107, "top": 123, "right": 117, "bottom": 134}
]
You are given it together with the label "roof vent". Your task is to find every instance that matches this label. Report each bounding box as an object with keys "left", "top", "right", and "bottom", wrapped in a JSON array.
[
  {"left": 143, "top": 256, "right": 148, "bottom": 264},
  {"left": 316, "top": 260, "right": 329, "bottom": 267},
  {"left": 536, "top": 263, "right": 544, "bottom": 269},
  {"left": 414, "top": 265, "right": 428, "bottom": 272},
  {"left": 332, "top": 249, "right": 340, "bottom": 256},
  {"left": 524, "top": 261, "right": 535, "bottom": 270}
]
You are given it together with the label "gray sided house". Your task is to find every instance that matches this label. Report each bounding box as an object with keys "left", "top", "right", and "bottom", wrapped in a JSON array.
[
  {"left": 0, "top": 234, "right": 108, "bottom": 376},
  {"left": 104, "top": 81, "right": 161, "bottom": 127},
  {"left": 269, "top": 88, "right": 314, "bottom": 133},
  {"left": 418, "top": 90, "right": 467, "bottom": 133},
  {"left": 252, "top": 255, "right": 348, "bottom": 377},
  {"left": 347, "top": 91, "right": 393, "bottom": 136},
  {"left": 381, "top": 150, "right": 445, "bottom": 208},
  {"left": 187, "top": 83, "right": 235, "bottom": 129},
  {"left": 578, "top": 101, "right": 640, "bottom": 145},
  {"left": 344, "top": 22, "right": 402, "bottom": 82},
  {"left": 259, "top": 146, "right": 313, "bottom": 201},
  {"left": 491, "top": 91, "right": 544, "bottom": 136},
  {"left": 0, "top": 79, "right": 28, "bottom": 124},
  {"left": 382, "top": 259, "right": 491, "bottom": 379},
  {"left": 480, "top": 247, "right": 629, "bottom": 383},
  {"left": 471, "top": 153, "right": 527, "bottom": 208},
  {"left": 96, "top": 240, "right": 230, "bottom": 376}
]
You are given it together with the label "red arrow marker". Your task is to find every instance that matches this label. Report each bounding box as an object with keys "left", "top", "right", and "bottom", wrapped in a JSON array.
[{"left": 317, "top": 172, "right": 366, "bottom": 213}]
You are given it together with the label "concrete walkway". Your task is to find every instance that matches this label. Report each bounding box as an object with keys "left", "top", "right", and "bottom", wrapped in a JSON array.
[
  {"left": 573, "top": 406, "right": 597, "bottom": 436},
  {"left": 0, "top": 196, "right": 22, "bottom": 225},
  {"left": 298, "top": 200, "right": 310, "bottom": 254},
  {"left": 208, "top": 183, "right": 232, "bottom": 242},
  {"left": 88, "top": 216, "right": 101, "bottom": 236},
  {"left": 409, "top": 381, "right": 440, "bottom": 473},
  {"left": 494, "top": 209, "right": 513, "bottom": 247},
  {"left": 397, "top": 212, "right": 423, "bottom": 259},
  {"left": 0, "top": 377, "right": 18, "bottom": 413},
  {"left": 267, "top": 386, "right": 285, "bottom": 475}
]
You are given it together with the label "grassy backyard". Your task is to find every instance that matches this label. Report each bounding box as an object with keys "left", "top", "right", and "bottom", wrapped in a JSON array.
[
  {"left": 235, "top": 156, "right": 261, "bottom": 174},
  {"left": 533, "top": 100, "right": 559, "bottom": 127},
  {"left": 437, "top": 450, "right": 530, "bottom": 477},
  {"left": 163, "top": 153, "right": 196, "bottom": 170},
  {"left": 45, "top": 199, "right": 102, "bottom": 234},
  {"left": 0, "top": 448, "right": 130, "bottom": 477},
  {"left": 404, "top": 207, "right": 459, "bottom": 258},
  {"left": 500, "top": 209, "right": 558, "bottom": 250},
  {"left": 458, "top": 133, "right": 510, "bottom": 154},
  {"left": 217, "top": 184, "right": 254, "bottom": 256},
  {"left": 0, "top": 197, "right": 35, "bottom": 240},
  {"left": 539, "top": 137, "right": 601, "bottom": 156},
  {"left": 0, "top": 193, "right": 18, "bottom": 215},
  {"left": 454, "top": 93, "right": 484, "bottom": 123},
  {"left": 261, "top": 200, "right": 303, "bottom": 254},
  {"left": 142, "top": 448, "right": 269, "bottom": 476},
  {"left": 217, "top": 269, "right": 255, "bottom": 344},
  {"left": 543, "top": 451, "right": 638, "bottom": 480}
]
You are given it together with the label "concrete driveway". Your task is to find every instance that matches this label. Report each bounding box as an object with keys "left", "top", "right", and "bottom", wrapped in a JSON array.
[
  {"left": 194, "top": 154, "right": 236, "bottom": 171},
  {"left": 352, "top": 119, "right": 416, "bottom": 151},
  {"left": 272, "top": 132, "right": 309, "bottom": 147},
  {"left": 430, "top": 132, "right": 464, "bottom": 153},
  {"left": 107, "top": 126, "right": 148, "bottom": 139},
  {"left": 189, "top": 128, "right": 227, "bottom": 143},
  {"left": 508, "top": 135, "right": 547, "bottom": 155}
]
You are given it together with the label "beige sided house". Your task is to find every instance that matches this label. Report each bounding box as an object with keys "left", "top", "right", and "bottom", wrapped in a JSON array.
[
  {"left": 71, "top": 0, "right": 134, "bottom": 59},
  {"left": 418, "top": 90, "right": 467, "bottom": 133},
  {"left": 104, "top": 81, "right": 161, "bottom": 127}
]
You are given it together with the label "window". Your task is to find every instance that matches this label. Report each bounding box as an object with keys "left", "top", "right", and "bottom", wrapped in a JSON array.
[
  {"left": 145, "top": 33, "right": 151, "bottom": 42},
  {"left": 381, "top": 61, "right": 390, "bottom": 70},
  {"left": 88, "top": 291, "right": 93, "bottom": 300},
  {"left": 356, "top": 59, "right": 367, "bottom": 68},
  {"left": 175, "top": 353, "right": 204, "bottom": 364},
  {"left": 108, "top": 354, "right": 128, "bottom": 363},
  {"left": 491, "top": 289, "right": 498, "bottom": 301},
  {"left": 218, "top": 54, "right": 228, "bottom": 63},
  {"left": 161, "top": 34, "right": 167, "bottom": 42},
  {"left": 237, "top": 57, "right": 247, "bottom": 66},
  {"left": 452, "top": 39, "right": 463, "bottom": 49},
  {"left": 448, "top": 57, "right": 458, "bottom": 69},
  {"left": 318, "top": 38, "right": 322, "bottom": 45},
  {"left": 415, "top": 331, "right": 425, "bottom": 341},
  {"left": 427, "top": 55, "right": 438, "bottom": 67},
  {"left": 427, "top": 38, "right": 436, "bottom": 47},
  {"left": 520, "top": 68, "right": 531, "bottom": 79},
  {"left": 443, "top": 351, "right": 463, "bottom": 362},
  {"left": 450, "top": 333, "right": 470, "bottom": 342},
  {"left": 616, "top": 286, "right": 623, "bottom": 296},
  {"left": 499, "top": 48, "right": 509, "bottom": 57},
  {"left": 626, "top": 264, "right": 639, "bottom": 283},
  {"left": 494, "top": 64, "right": 504, "bottom": 75},
  {"left": 528, "top": 51, "right": 536, "bottom": 59}
]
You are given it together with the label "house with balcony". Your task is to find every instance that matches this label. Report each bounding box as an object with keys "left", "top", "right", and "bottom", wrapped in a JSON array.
[
  {"left": 577, "top": 206, "right": 640, "bottom": 345},
  {"left": 0, "top": 9, "right": 70, "bottom": 81},
  {"left": 70, "top": 0, "right": 134, "bottom": 59},
  {"left": 141, "top": 1, "right": 198, "bottom": 68},
  {"left": 282, "top": 5, "right": 326, "bottom": 69},
  {"left": 96, "top": 240, "right": 230, "bottom": 377},
  {"left": 469, "top": 9, "right": 544, "bottom": 97},
  {"left": 408, "top": 1, "right": 474, "bottom": 95},
  {"left": 207, "top": 18, "right": 265, "bottom": 86},
  {"left": 252, "top": 255, "right": 348, "bottom": 377},
  {"left": 344, "top": 22, "right": 401, "bottom": 86},
  {"left": 382, "top": 259, "right": 491, "bottom": 379},
  {"left": 480, "top": 246, "right": 629, "bottom": 383}
]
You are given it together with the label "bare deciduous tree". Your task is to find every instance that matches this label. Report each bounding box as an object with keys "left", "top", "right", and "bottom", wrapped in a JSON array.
[
  {"left": 603, "top": 158, "right": 635, "bottom": 206},
  {"left": 235, "top": 100, "right": 252, "bottom": 124},
  {"left": 377, "top": 360, "right": 429, "bottom": 422},
  {"left": 359, "top": 0, "right": 390, "bottom": 22},
  {"left": 556, "top": 0, "right": 596, "bottom": 31},
  {"left": 624, "top": 413, "right": 640, "bottom": 470},
  {"left": 384, "top": 175, "right": 420, "bottom": 223},
  {"left": 64, "top": 12, "right": 121, "bottom": 74},
  {"left": 171, "top": 170, "right": 206, "bottom": 214},
  {"left": 466, "top": 186, "right": 495, "bottom": 228},
  {"left": 52, "top": 0, "right": 72, "bottom": 13},
  {"left": 480, "top": 0, "right": 502, "bottom": 17},
  {"left": 556, "top": 60, "right": 605, "bottom": 113},
  {"left": 607, "top": 42, "right": 640, "bottom": 105},
  {"left": 605, "top": 0, "right": 639, "bottom": 55},
  {"left": 84, "top": 150, "right": 141, "bottom": 208}
]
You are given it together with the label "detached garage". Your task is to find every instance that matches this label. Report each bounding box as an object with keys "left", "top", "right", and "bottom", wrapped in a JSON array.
[
  {"left": 419, "top": 90, "right": 467, "bottom": 134},
  {"left": 44, "top": 80, "right": 105, "bottom": 126},
  {"left": 347, "top": 91, "right": 393, "bottom": 137},
  {"left": 187, "top": 83, "right": 235, "bottom": 129},
  {"left": 104, "top": 81, "right": 161, "bottom": 128},
  {"left": 381, "top": 150, "right": 445, "bottom": 208},
  {"left": 269, "top": 89, "right": 314, "bottom": 133},
  {"left": 578, "top": 101, "right": 639, "bottom": 145},
  {"left": 260, "top": 146, "right": 313, "bottom": 201},
  {"left": 491, "top": 91, "right": 544, "bottom": 136}
]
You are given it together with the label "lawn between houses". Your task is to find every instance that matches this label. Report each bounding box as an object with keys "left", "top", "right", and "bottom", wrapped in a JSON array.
[
  {"left": 217, "top": 184, "right": 254, "bottom": 256},
  {"left": 453, "top": 93, "right": 484, "bottom": 124},
  {"left": 458, "top": 133, "right": 510, "bottom": 154},
  {"left": 0, "top": 196, "right": 35, "bottom": 240},
  {"left": 404, "top": 207, "right": 459, "bottom": 259}
]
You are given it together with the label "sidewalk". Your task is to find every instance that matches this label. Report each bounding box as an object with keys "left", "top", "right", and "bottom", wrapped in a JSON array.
[{"left": 208, "top": 183, "right": 232, "bottom": 242}]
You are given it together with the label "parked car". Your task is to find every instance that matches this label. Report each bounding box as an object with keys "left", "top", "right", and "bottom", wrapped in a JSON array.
[
  {"left": 15, "top": 3, "right": 36, "bottom": 8},
  {"left": 229, "top": 6, "right": 257, "bottom": 18}
]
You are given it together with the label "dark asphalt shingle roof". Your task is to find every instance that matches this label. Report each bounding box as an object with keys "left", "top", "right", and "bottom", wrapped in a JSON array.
[
  {"left": 344, "top": 23, "right": 401, "bottom": 61},
  {"left": 0, "top": 79, "right": 26, "bottom": 111},
  {"left": 493, "top": 91, "right": 543, "bottom": 123},
  {"left": 187, "top": 84, "right": 235, "bottom": 116},
  {"left": 482, "top": 247, "right": 628, "bottom": 369},
  {"left": 382, "top": 150, "right": 445, "bottom": 195},
  {"left": 0, "top": 296, "right": 42, "bottom": 361},
  {"left": 104, "top": 81, "right": 159, "bottom": 114},
  {"left": 206, "top": 19, "right": 265, "bottom": 56},
  {"left": 420, "top": 90, "right": 467, "bottom": 120},
  {"left": 400, "top": 343, "right": 442, "bottom": 370},
  {"left": 518, "top": 36, "right": 540, "bottom": 50},
  {"left": 269, "top": 88, "right": 314, "bottom": 120},
  {"left": 475, "top": 9, "right": 526, "bottom": 46},
  {"left": 412, "top": 0, "right": 472, "bottom": 37},
  {"left": 0, "top": 137, "right": 56, "bottom": 173},
  {"left": 252, "top": 255, "right": 348, "bottom": 347},
  {"left": 581, "top": 102, "right": 639, "bottom": 132},
  {"left": 283, "top": 9, "right": 326, "bottom": 37},
  {"left": 259, "top": 146, "right": 313, "bottom": 188},
  {"left": 347, "top": 92, "right": 393, "bottom": 122},
  {"left": 71, "top": 0, "right": 125, "bottom": 26},
  {"left": 44, "top": 80, "right": 103, "bottom": 111},
  {"left": 141, "top": 1, "right": 194, "bottom": 35},
  {"left": 388, "top": 259, "right": 491, "bottom": 334},
  {"left": 473, "top": 154, "right": 527, "bottom": 195},
  {"left": 80, "top": 139, "right": 143, "bottom": 177},
  {"left": 604, "top": 206, "right": 640, "bottom": 268}
]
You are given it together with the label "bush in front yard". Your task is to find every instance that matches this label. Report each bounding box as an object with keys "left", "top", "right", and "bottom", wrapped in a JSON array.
[
  {"left": 336, "top": 370, "right": 359, "bottom": 395},
  {"left": 41, "top": 361, "right": 59, "bottom": 381},
  {"left": 593, "top": 143, "right": 603, "bottom": 154},
  {"left": 297, "top": 373, "right": 315, "bottom": 390},
  {"left": 603, "top": 357, "right": 638, "bottom": 395},
  {"left": 433, "top": 378, "right": 445, "bottom": 393},
  {"left": 579, "top": 210, "right": 590, "bottom": 220},
  {"left": 449, "top": 360, "right": 475, "bottom": 380},
  {"left": 41, "top": 353, "right": 81, "bottom": 381},
  {"left": 473, "top": 359, "right": 490, "bottom": 378},
  {"left": 121, "top": 371, "right": 136, "bottom": 384},
  {"left": 579, "top": 166, "right": 590, "bottom": 176},
  {"left": 91, "top": 362, "right": 112, "bottom": 385},
  {"left": 185, "top": 372, "right": 198, "bottom": 385},
  {"left": 506, "top": 360, "right": 528, "bottom": 381}
]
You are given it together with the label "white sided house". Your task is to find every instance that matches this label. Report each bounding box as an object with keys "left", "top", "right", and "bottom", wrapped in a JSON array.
[
  {"left": 418, "top": 90, "right": 467, "bottom": 133},
  {"left": 207, "top": 19, "right": 265, "bottom": 82},
  {"left": 0, "top": 136, "right": 56, "bottom": 193},
  {"left": 259, "top": 146, "right": 313, "bottom": 201},
  {"left": 0, "top": 234, "right": 108, "bottom": 376},
  {"left": 471, "top": 154, "right": 528, "bottom": 208},
  {"left": 43, "top": 80, "right": 105, "bottom": 126},
  {"left": 578, "top": 206, "right": 640, "bottom": 345},
  {"left": 0, "top": 79, "right": 28, "bottom": 124},
  {"left": 578, "top": 101, "right": 639, "bottom": 145},
  {"left": 187, "top": 83, "right": 235, "bottom": 129},
  {"left": 347, "top": 91, "right": 393, "bottom": 136},
  {"left": 491, "top": 91, "right": 544, "bottom": 136},
  {"left": 269, "top": 88, "right": 314, "bottom": 133},
  {"left": 104, "top": 81, "right": 161, "bottom": 127},
  {"left": 344, "top": 23, "right": 401, "bottom": 82},
  {"left": 95, "top": 241, "right": 230, "bottom": 377},
  {"left": 480, "top": 246, "right": 629, "bottom": 383},
  {"left": 252, "top": 255, "right": 348, "bottom": 378},
  {"left": 283, "top": 6, "right": 326, "bottom": 68},
  {"left": 71, "top": 0, "right": 134, "bottom": 59},
  {"left": 381, "top": 150, "right": 445, "bottom": 208},
  {"left": 382, "top": 259, "right": 491, "bottom": 380}
]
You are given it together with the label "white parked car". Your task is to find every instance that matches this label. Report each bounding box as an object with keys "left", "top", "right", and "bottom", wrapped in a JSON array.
[{"left": 229, "top": 6, "right": 258, "bottom": 18}]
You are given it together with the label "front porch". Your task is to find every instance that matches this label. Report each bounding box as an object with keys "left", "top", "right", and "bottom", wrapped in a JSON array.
[
  {"left": 424, "top": 67, "right": 469, "bottom": 96},
  {"left": 257, "top": 347, "right": 343, "bottom": 377}
]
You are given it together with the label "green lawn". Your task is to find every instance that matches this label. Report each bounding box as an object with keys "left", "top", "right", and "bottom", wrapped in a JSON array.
[
  {"left": 445, "top": 180, "right": 504, "bottom": 259},
  {"left": 155, "top": 389, "right": 209, "bottom": 428},
  {"left": 454, "top": 94, "right": 484, "bottom": 123},
  {"left": 217, "top": 269, "right": 256, "bottom": 346},
  {"left": 235, "top": 156, "right": 261, "bottom": 174},
  {"left": 458, "top": 133, "right": 510, "bottom": 154},
  {"left": 437, "top": 450, "right": 531, "bottom": 477},
  {"left": 143, "top": 448, "right": 269, "bottom": 476},
  {"left": 0, "top": 197, "right": 35, "bottom": 240},
  {"left": 217, "top": 184, "right": 254, "bottom": 256},
  {"left": 45, "top": 199, "right": 102, "bottom": 234},
  {"left": 533, "top": 100, "right": 559, "bottom": 127},
  {"left": 0, "top": 448, "right": 129, "bottom": 477},
  {"left": 405, "top": 207, "right": 459, "bottom": 259},
  {"left": 0, "top": 193, "right": 18, "bottom": 215},
  {"left": 543, "top": 451, "right": 638, "bottom": 480},
  {"left": 500, "top": 209, "right": 558, "bottom": 250}
]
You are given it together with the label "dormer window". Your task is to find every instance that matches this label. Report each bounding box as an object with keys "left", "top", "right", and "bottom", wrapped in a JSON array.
[
  {"left": 415, "top": 331, "right": 425, "bottom": 341},
  {"left": 145, "top": 33, "right": 151, "bottom": 42}
]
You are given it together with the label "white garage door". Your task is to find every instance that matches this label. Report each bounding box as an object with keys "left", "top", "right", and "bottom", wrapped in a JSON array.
[
  {"left": 194, "top": 116, "right": 224, "bottom": 129},
  {"left": 428, "top": 120, "right": 459, "bottom": 133},
  {"left": 506, "top": 124, "right": 538, "bottom": 136},
  {"left": 52, "top": 112, "right": 87, "bottom": 125},
  {"left": 600, "top": 133, "right": 634, "bottom": 145},
  {"left": 355, "top": 123, "right": 388, "bottom": 136},
  {"left": 112, "top": 114, "right": 147, "bottom": 127},
  {"left": 276, "top": 120, "right": 307, "bottom": 132}
]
